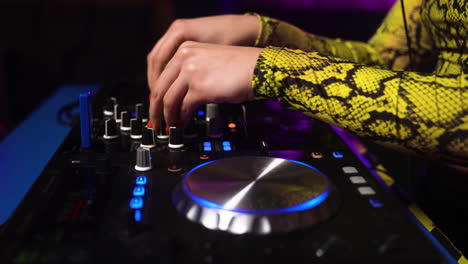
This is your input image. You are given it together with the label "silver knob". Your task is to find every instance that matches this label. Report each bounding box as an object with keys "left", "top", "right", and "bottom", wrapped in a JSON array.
[{"left": 135, "top": 147, "right": 152, "bottom": 171}]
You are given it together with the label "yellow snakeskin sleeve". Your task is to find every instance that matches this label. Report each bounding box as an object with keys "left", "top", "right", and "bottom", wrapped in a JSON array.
[
  {"left": 251, "top": 0, "right": 434, "bottom": 71},
  {"left": 252, "top": 0, "right": 467, "bottom": 165}
]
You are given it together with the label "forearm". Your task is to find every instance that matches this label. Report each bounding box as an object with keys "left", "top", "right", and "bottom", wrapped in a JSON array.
[
  {"left": 253, "top": 46, "right": 468, "bottom": 164},
  {"left": 253, "top": 15, "right": 385, "bottom": 67}
]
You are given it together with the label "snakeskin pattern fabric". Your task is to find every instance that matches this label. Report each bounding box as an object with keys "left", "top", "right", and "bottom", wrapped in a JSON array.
[{"left": 251, "top": 0, "right": 467, "bottom": 165}]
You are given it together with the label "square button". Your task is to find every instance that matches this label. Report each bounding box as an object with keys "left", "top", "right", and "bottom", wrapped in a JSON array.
[
  {"left": 223, "top": 146, "right": 232, "bottom": 151},
  {"left": 133, "top": 186, "right": 146, "bottom": 196},
  {"left": 349, "top": 176, "right": 366, "bottom": 184},
  {"left": 130, "top": 197, "right": 144, "bottom": 209},
  {"left": 358, "top": 186, "right": 376, "bottom": 196},
  {"left": 332, "top": 151, "right": 343, "bottom": 158},
  {"left": 136, "top": 176, "right": 147, "bottom": 185},
  {"left": 342, "top": 166, "right": 358, "bottom": 174}
]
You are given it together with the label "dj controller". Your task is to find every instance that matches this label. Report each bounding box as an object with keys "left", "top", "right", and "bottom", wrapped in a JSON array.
[{"left": 0, "top": 83, "right": 450, "bottom": 263}]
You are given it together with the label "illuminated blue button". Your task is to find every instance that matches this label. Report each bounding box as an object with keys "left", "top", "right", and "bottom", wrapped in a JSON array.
[
  {"left": 134, "top": 210, "right": 142, "bottom": 222},
  {"left": 136, "top": 176, "right": 147, "bottom": 185},
  {"left": 369, "top": 198, "right": 383, "bottom": 208},
  {"left": 204, "top": 146, "right": 212, "bottom": 152},
  {"left": 197, "top": 110, "right": 205, "bottom": 117},
  {"left": 222, "top": 141, "right": 231, "bottom": 146},
  {"left": 133, "top": 186, "right": 145, "bottom": 196},
  {"left": 130, "top": 197, "right": 143, "bottom": 209},
  {"left": 203, "top": 141, "right": 212, "bottom": 147},
  {"left": 223, "top": 146, "right": 232, "bottom": 151},
  {"left": 332, "top": 151, "right": 343, "bottom": 158}
]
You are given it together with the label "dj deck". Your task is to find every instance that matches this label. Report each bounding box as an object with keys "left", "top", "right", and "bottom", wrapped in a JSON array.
[{"left": 0, "top": 82, "right": 459, "bottom": 263}]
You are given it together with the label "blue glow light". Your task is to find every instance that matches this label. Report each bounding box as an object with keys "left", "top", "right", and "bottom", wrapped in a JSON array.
[
  {"left": 222, "top": 141, "right": 231, "bottom": 146},
  {"left": 183, "top": 158, "right": 330, "bottom": 215},
  {"left": 203, "top": 141, "right": 212, "bottom": 147},
  {"left": 369, "top": 198, "right": 383, "bottom": 208},
  {"left": 197, "top": 110, "right": 205, "bottom": 117},
  {"left": 203, "top": 146, "right": 212, "bottom": 152},
  {"left": 223, "top": 146, "right": 232, "bottom": 151},
  {"left": 130, "top": 197, "right": 144, "bottom": 209},
  {"left": 133, "top": 186, "right": 145, "bottom": 196},
  {"left": 136, "top": 176, "right": 147, "bottom": 185},
  {"left": 134, "top": 210, "right": 142, "bottom": 222},
  {"left": 332, "top": 151, "right": 344, "bottom": 158}
]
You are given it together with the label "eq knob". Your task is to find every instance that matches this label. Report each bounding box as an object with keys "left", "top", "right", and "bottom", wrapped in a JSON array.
[
  {"left": 135, "top": 147, "right": 152, "bottom": 171},
  {"left": 130, "top": 118, "right": 143, "bottom": 139},
  {"left": 157, "top": 120, "right": 169, "bottom": 140},
  {"left": 120, "top": 111, "right": 131, "bottom": 131},
  {"left": 103, "top": 97, "right": 117, "bottom": 116},
  {"left": 206, "top": 104, "right": 223, "bottom": 138},
  {"left": 114, "top": 105, "right": 123, "bottom": 123},
  {"left": 169, "top": 127, "right": 184, "bottom": 149},
  {"left": 103, "top": 119, "right": 119, "bottom": 140},
  {"left": 141, "top": 127, "right": 156, "bottom": 148},
  {"left": 168, "top": 127, "right": 184, "bottom": 172},
  {"left": 135, "top": 103, "right": 149, "bottom": 123}
]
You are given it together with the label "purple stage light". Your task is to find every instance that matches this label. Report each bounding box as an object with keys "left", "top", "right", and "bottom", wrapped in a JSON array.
[{"left": 242, "top": 0, "right": 396, "bottom": 12}]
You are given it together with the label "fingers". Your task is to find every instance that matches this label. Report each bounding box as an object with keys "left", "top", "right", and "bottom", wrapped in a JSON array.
[
  {"left": 147, "top": 19, "right": 188, "bottom": 91},
  {"left": 179, "top": 91, "right": 201, "bottom": 127},
  {"left": 149, "top": 52, "right": 184, "bottom": 129},
  {"left": 163, "top": 74, "right": 189, "bottom": 127}
]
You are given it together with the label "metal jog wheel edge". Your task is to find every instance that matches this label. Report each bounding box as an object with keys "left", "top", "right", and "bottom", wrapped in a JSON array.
[{"left": 172, "top": 156, "right": 339, "bottom": 235}]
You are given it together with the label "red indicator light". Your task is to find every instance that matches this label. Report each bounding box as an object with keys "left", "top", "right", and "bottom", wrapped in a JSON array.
[{"left": 146, "top": 120, "right": 153, "bottom": 128}]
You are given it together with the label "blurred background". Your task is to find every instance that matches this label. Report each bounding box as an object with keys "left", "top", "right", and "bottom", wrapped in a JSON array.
[{"left": 0, "top": 0, "right": 396, "bottom": 141}]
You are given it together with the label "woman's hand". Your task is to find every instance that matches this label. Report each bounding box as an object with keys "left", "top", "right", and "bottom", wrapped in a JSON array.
[
  {"left": 148, "top": 41, "right": 262, "bottom": 128},
  {"left": 147, "top": 15, "right": 260, "bottom": 89}
]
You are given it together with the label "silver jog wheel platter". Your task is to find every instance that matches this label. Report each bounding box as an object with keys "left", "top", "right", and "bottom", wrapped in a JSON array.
[{"left": 172, "top": 156, "right": 340, "bottom": 235}]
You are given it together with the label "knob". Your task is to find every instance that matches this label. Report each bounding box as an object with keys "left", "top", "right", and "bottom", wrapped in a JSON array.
[
  {"left": 135, "top": 147, "right": 152, "bottom": 171},
  {"left": 184, "top": 119, "right": 198, "bottom": 139},
  {"left": 259, "top": 140, "right": 271, "bottom": 156},
  {"left": 168, "top": 148, "right": 183, "bottom": 172},
  {"left": 169, "top": 127, "right": 184, "bottom": 149},
  {"left": 157, "top": 120, "right": 169, "bottom": 140},
  {"left": 205, "top": 103, "right": 219, "bottom": 121},
  {"left": 316, "top": 236, "right": 350, "bottom": 259},
  {"left": 120, "top": 111, "right": 131, "bottom": 131},
  {"left": 141, "top": 127, "right": 156, "bottom": 148},
  {"left": 114, "top": 104, "right": 123, "bottom": 123},
  {"left": 103, "top": 119, "right": 119, "bottom": 140},
  {"left": 206, "top": 104, "right": 222, "bottom": 138},
  {"left": 130, "top": 118, "right": 143, "bottom": 139},
  {"left": 103, "top": 97, "right": 117, "bottom": 116},
  {"left": 135, "top": 103, "right": 149, "bottom": 122}
]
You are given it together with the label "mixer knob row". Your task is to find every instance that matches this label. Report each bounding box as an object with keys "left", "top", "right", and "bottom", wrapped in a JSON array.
[
  {"left": 103, "top": 119, "right": 119, "bottom": 139},
  {"left": 141, "top": 127, "right": 156, "bottom": 148},
  {"left": 135, "top": 103, "right": 149, "bottom": 123},
  {"left": 120, "top": 111, "right": 131, "bottom": 131},
  {"left": 103, "top": 97, "right": 117, "bottom": 116},
  {"left": 114, "top": 105, "right": 123, "bottom": 123},
  {"left": 130, "top": 118, "right": 143, "bottom": 139}
]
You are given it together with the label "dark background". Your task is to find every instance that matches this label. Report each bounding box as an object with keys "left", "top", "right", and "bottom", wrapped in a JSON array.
[
  {"left": 1, "top": 0, "right": 467, "bottom": 257},
  {"left": 0, "top": 0, "right": 388, "bottom": 141}
]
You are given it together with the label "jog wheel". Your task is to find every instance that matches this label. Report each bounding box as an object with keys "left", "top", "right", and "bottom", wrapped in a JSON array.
[{"left": 172, "top": 156, "right": 339, "bottom": 235}]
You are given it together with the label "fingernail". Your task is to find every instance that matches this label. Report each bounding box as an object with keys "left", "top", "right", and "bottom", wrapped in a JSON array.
[{"left": 146, "top": 120, "right": 153, "bottom": 129}]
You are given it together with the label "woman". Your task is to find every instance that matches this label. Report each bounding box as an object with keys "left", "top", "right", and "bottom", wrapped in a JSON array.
[{"left": 146, "top": 0, "right": 467, "bottom": 166}]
